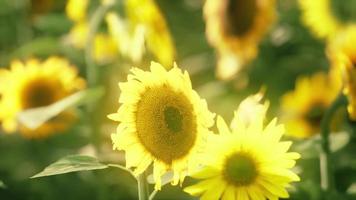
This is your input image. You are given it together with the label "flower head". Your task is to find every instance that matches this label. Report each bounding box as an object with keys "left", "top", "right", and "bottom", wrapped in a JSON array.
[
  {"left": 204, "top": 0, "right": 276, "bottom": 79},
  {"left": 106, "top": 0, "right": 176, "bottom": 68},
  {"left": 65, "top": 0, "right": 118, "bottom": 64},
  {"left": 280, "top": 73, "right": 340, "bottom": 138},
  {"left": 0, "top": 57, "right": 85, "bottom": 138},
  {"left": 184, "top": 94, "right": 300, "bottom": 200},
  {"left": 108, "top": 62, "right": 215, "bottom": 190},
  {"left": 328, "top": 25, "right": 356, "bottom": 120},
  {"left": 66, "top": 0, "right": 89, "bottom": 22},
  {"left": 298, "top": 0, "right": 355, "bottom": 39}
]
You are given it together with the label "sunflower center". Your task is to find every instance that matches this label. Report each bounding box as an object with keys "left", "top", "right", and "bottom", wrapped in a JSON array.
[
  {"left": 225, "top": 0, "right": 257, "bottom": 36},
  {"left": 21, "top": 78, "right": 59, "bottom": 109},
  {"left": 304, "top": 104, "right": 325, "bottom": 127},
  {"left": 223, "top": 153, "right": 258, "bottom": 186},
  {"left": 164, "top": 106, "right": 183, "bottom": 132},
  {"left": 352, "top": 57, "right": 356, "bottom": 68},
  {"left": 31, "top": 0, "right": 53, "bottom": 15},
  {"left": 135, "top": 85, "right": 197, "bottom": 164},
  {"left": 330, "top": 0, "right": 356, "bottom": 23}
]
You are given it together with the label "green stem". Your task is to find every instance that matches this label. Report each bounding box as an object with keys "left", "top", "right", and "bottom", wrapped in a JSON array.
[
  {"left": 319, "top": 93, "right": 347, "bottom": 196},
  {"left": 149, "top": 190, "right": 158, "bottom": 200},
  {"left": 138, "top": 173, "right": 150, "bottom": 200},
  {"left": 108, "top": 164, "right": 152, "bottom": 199},
  {"left": 85, "top": 2, "right": 113, "bottom": 88},
  {"left": 84, "top": 2, "right": 114, "bottom": 152},
  {"left": 107, "top": 164, "right": 136, "bottom": 179}
]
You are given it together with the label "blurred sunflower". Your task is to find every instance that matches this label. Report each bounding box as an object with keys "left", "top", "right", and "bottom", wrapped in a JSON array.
[
  {"left": 204, "top": 0, "right": 276, "bottom": 80},
  {"left": 280, "top": 73, "right": 340, "bottom": 138},
  {"left": 65, "top": 0, "right": 118, "bottom": 64},
  {"left": 0, "top": 57, "right": 85, "bottom": 138},
  {"left": 108, "top": 62, "right": 214, "bottom": 190},
  {"left": 184, "top": 94, "right": 300, "bottom": 200},
  {"left": 106, "top": 0, "right": 176, "bottom": 68},
  {"left": 30, "top": 0, "right": 54, "bottom": 16},
  {"left": 298, "top": 0, "right": 356, "bottom": 39},
  {"left": 105, "top": 13, "right": 146, "bottom": 64},
  {"left": 66, "top": 0, "right": 88, "bottom": 22},
  {"left": 328, "top": 25, "right": 356, "bottom": 120}
]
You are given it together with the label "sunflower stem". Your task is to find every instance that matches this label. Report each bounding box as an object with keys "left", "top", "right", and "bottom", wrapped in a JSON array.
[
  {"left": 149, "top": 190, "right": 158, "bottom": 200},
  {"left": 107, "top": 164, "right": 136, "bottom": 179},
  {"left": 84, "top": 1, "right": 114, "bottom": 152},
  {"left": 137, "top": 173, "right": 150, "bottom": 200},
  {"left": 319, "top": 93, "right": 346, "bottom": 197},
  {"left": 85, "top": 2, "right": 113, "bottom": 87}
]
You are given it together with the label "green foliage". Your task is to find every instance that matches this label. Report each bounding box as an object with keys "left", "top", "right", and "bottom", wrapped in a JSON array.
[
  {"left": 0, "top": 180, "right": 6, "bottom": 189},
  {"left": 0, "top": 0, "right": 356, "bottom": 199},
  {"left": 18, "top": 87, "right": 104, "bottom": 130},
  {"left": 31, "top": 155, "right": 108, "bottom": 178}
]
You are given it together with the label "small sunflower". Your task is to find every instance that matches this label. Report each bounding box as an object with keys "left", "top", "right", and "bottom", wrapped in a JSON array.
[
  {"left": 106, "top": 0, "right": 175, "bottom": 68},
  {"left": 184, "top": 94, "right": 300, "bottom": 200},
  {"left": 280, "top": 73, "right": 340, "bottom": 138},
  {"left": 204, "top": 0, "right": 276, "bottom": 80},
  {"left": 105, "top": 13, "right": 146, "bottom": 64},
  {"left": 108, "top": 62, "right": 215, "bottom": 190},
  {"left": 298, "top": 0, "right": 356, "bottom": 39},
  {"left": 328, "top": 25, "right": 356, "bottom": 120},
  {"left": 0, "top": 57, "right": 85, "bottom": 138},
  {"left": 126, "top": 0, "right": 176, "bottom": 68},
  {"left": 65, "top": 0, "right": 118, "bottom": 64}
]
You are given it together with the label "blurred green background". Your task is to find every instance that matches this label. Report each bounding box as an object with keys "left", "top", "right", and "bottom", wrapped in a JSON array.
[{"left": 0, "top": 0, "right": 356, "bottom": 199}]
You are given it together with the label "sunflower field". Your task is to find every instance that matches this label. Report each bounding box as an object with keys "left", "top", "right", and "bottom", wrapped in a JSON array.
[{"left": 1, "top": 0, "right": 356, "bottom": 200}]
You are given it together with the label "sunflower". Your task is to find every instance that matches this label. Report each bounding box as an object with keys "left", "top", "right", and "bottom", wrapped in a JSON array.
[
  {"left": 66, "top": 0, "right": 89, "bottom": 23},
  {"left": 184, "top": 94, "right": 300, "bottom": 200},
  {"left": 298, "top": 0, "right": 356, "bottom": 39},
  {"left": 203, "top": 0, "right": 276, "bottom": 80},
  {"left": 0, "top": 57, "right": 85, "bottom": 138},
  {"left": 105, "top": 13, "right": 146, "bottom": 64},
  {"left": 106, "top": 0, "right": 175, "bottom": 68},
  {"left": 280, "top": 72, "right": 340, "bottom": 138},
  {"left": 65, "top": 0, "right": 118, "bottom": 64},
  {"left": 327, "top": 25, "right": 356, "bottom": 120},
  {"left": 108, "top": 62, "right": 215, "bottom": 190}
]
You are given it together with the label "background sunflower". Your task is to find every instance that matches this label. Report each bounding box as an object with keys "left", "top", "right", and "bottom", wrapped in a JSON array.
[{"left": 0, "top": 0, "right": 356, "bottom": 200}]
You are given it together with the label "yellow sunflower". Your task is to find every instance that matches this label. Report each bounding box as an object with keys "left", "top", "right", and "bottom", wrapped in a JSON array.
[
  {"left": 66, "top": 0, "right": 89, "bottom": 23},
  {"left": 105, "top": 13, "right": 146, "bottom": 64},
  {"left": 124, "top": 0, "right": 176, "bottom": 68},
  {"left": 298, "top": 0, "right": 355, "bottom": 39},
  {"left": 280, "top": 72, "right": 340, "bottom": 138},
  {"left": 327, "top": 25, "right": 356, "bottom": 120},
  {"left": 65, "top": 0, "right": 118, "bottom": 64},
  {"left": 108, "top": 62, "right": 215, "bottom": 190},
  {"left": 0, "top": 57, "right": 85, "bottom": 138},
  {"left": 204, "top": 0, "right": 276, "bottom": 80},
  {"left": 184, "top": 94, "right": 300, "bottom": 200},
  {"left": 106, "top": 0, "right": 176, "bottom": 68}
]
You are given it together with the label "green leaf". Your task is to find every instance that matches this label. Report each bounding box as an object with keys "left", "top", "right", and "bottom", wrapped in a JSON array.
[
  {"left": 292, "top": 136, "right": 320, "bottom": 159},
  {"left": 17, "top": 87, "right": 104, "bottom": 129},
  {"left": 347, "top": 183, "right": 356, "bottom": 195},
  {"left": 0, "top": 180, "right": 6, "bottom": 189},
  {"left": 292, "top": 132, "right": 350, "bottom": 159},
  {"left": 11, "top": 37, "right": 61, "bottom": 58},
  {"left": 33, "top": 13, "right": 72, "bottom": 35},
  {"left": 31, "top": 155, "right": 108, "bottom": 178},
  {"left": 147, "top": 171, "right": 173, "bottom": 186},
  {"left": 329, "top": 131, "right": 350, "bottom": 152}
]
